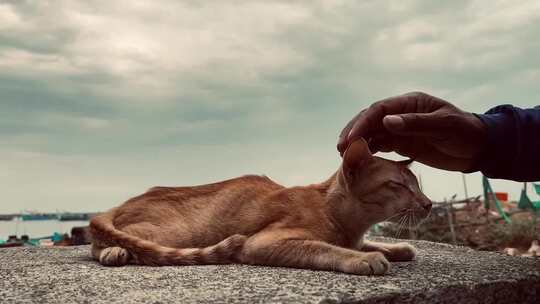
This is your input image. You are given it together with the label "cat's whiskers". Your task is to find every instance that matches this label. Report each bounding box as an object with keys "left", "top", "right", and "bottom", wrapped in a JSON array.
[
  {"left": 393, "top": 216, "right": 402, "bottom": 238},
  {"left": 380, "top": 212, "right": 406, "bottom": 223},
  {"left": 408, "top": 212, "right": 413, "bottom": 237},
  {"left": 403, "top": 211, "right": 411, "bottom": 238},
  {"left": 411, "top": 209, "right": 416, "bottom": 231},
  {"left": 403, "top": 212, "right": 411, "bottom": 237},
  {"left": 400, "top": 208, "right": 418, "bottom": 239},
  {"left": 401, "top": 210, "right": 412, "bottom": 237},
  {"left": 395, "top": 213, "right": 408, "bottom": 239},
  {"left": 407, "top": 212, "right": 412, "bottom": 237}
]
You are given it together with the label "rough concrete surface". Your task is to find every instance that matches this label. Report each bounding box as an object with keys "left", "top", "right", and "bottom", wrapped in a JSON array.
[{"left": 1, "top": 238, "right": 539, "bottom": 304}]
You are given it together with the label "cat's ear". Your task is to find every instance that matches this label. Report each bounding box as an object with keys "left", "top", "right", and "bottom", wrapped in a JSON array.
[{"left": 343, "top": 138, "right": 373, "bottom": 178}]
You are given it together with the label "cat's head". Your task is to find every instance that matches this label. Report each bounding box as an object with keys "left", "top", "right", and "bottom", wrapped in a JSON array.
[{"left": 340, "top": 139, "right": 432, "bottom": 226}]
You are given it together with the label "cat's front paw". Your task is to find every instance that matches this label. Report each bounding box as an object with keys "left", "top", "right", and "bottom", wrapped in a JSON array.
[
  {"left": 343, "top": 252, "right": 390, "bottom": 275},
  {"left": 385, "top": 242, "right": 417, "bottom": 262}
]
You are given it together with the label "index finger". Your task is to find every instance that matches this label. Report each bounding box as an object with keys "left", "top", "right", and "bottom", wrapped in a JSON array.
[
  {"left": 346, "top": 93, "right": 421, "bottom": 145},
  {"left": 337, "top": 110, "right": 364, "bottom": 154}
]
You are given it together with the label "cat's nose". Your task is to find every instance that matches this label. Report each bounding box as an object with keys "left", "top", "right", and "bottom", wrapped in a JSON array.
[{"left": 421, "top": 200, "right": 432, "bottom": 212}]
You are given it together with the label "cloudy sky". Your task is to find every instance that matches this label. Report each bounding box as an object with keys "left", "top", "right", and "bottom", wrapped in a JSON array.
[{"left": 1, "top": 0, "right": 540, "bottom": 213}]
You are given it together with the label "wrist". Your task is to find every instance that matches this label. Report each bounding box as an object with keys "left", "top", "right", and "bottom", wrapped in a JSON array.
[
  {"left": 464, "top": 106, "right": 518, "bottom": 176},
  {"left": 462, "top": 113, "right": 488, "bottom": 173}
]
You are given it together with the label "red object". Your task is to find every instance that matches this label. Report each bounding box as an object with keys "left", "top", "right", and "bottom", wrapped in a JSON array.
[{"left": 495, "top": 192, "right": 508, "bottom": 201}]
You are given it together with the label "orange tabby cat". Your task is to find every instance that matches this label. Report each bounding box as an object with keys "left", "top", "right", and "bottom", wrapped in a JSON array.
[{"left": 90, "top": 139, "right": 431, "bottom": 275}]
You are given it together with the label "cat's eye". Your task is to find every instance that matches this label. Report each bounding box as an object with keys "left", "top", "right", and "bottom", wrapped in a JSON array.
[{"left": 387, "top": 181, "right": 408, "bottom": 190}]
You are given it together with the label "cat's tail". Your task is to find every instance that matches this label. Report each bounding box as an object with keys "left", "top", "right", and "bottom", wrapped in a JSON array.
[{"left": 89, "top": 208, "right": 246, "bottom": 266}]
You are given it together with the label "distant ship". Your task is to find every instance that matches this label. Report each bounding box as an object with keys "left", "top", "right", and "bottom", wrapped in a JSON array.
[
  {"left": 0, "top": 214, "right": 15, "bottom": 221},
  {"left": 58, "top": 213, "right": 95, "bottom": 221},
  {"left": 21, "top": 213, "right": 58, "bottom": 221},
  {"left": 1, "top": 211, "right": 97, "bottom": 221}
]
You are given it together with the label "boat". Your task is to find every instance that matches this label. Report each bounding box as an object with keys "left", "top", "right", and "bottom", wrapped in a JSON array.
[
  {"left": 0, "top": 235, "right": 24, "bottom": 248},
  {"left": 0, "top": 214, "right": 15, "bottom": 221},
  {"left": 58, "top": 213, "right": 91, "bottom": 221},
  {"left": 0, "top": 242, "right": 23, "bottom": 248},
  {"left": 21, "top": 213, "right": 57, "bottom": 221}
]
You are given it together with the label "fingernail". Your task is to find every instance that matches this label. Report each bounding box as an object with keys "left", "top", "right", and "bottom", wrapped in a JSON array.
[{"left": 383, "top": 115, "right": 405, "bottom": 131}]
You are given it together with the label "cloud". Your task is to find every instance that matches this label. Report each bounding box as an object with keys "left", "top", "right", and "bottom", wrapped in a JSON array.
[
  {"left": 1, "top": 0, "right": 539, "bottom": 213},
  {"left": 1, "top": 1, "right": 317, "bottom": 102}
]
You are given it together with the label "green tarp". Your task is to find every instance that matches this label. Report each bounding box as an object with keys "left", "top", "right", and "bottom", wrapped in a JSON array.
[
  {"left": 535, "top": 183, "right": 540, "bottom": 196},
  {"left": 518, "top": 184, "right": 540, "bottom": 211},
  {"left": 482, "top": 176, "right": 512, "bottom": 223}
]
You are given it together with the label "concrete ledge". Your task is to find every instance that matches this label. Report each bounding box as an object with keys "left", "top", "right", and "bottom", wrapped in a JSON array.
[{"left": 1, "top": 238, "right": 539, "bottom": 303}]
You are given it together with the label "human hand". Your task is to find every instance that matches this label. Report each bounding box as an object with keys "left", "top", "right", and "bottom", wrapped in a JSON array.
[{"left": 337, "top": 92, "right": 487, "bottom": 172}]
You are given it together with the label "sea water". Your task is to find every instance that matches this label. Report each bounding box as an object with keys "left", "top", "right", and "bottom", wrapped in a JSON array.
[{"left": 0, "top": 219, "right": 89, "bottom": 241}]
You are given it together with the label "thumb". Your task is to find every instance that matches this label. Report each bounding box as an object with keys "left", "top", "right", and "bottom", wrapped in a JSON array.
[{"left": 383, "top": 113, "right": 447, "bottom": 136}]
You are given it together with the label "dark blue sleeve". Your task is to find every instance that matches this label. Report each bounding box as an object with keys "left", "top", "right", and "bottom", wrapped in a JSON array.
[{"left": 473, "top": 105, "right": 540, "bottom": 182}]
